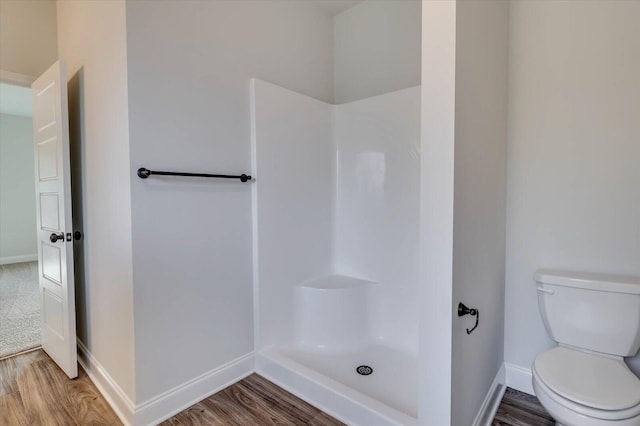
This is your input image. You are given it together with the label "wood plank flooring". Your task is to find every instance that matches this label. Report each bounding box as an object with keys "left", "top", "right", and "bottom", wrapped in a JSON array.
[
  {"left": 161, "top": 374, "right": 344, "bottom": 426},
  {"left": 0, "top": 349, "right": 343, "bottom": 426},
  {"left": 0, "top": 348, "right": 121, "bottom": 425},
  {"left": 492, "top": 387, "right": 554, "bottom": 426},
  {"left": 1, "top": 349, "right": 552, "bottom": 426}
]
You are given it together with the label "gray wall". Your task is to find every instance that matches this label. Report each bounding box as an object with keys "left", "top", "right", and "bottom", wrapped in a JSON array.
[
  {"left": 0, "top": 113, "right": 37, "bottom": 263},
  {"left": 0, "top": 0, "right": 57, "bottom": 76},
  {"left": 451, "top": 1, "right": 509, "bottom": 425},
  {"left": 505, "top": 0, "right": 640, "bottom": 378},
  {"left": 125, "top": 0, "right": 335, "bottom": 403},
  {"left": 333, "top": 0, "right": 421, "bottom": 104}
]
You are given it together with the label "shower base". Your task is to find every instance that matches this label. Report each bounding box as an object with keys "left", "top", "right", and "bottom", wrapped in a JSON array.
[{"left": 256, "top": 343, "right": 417, "bottom": 425}]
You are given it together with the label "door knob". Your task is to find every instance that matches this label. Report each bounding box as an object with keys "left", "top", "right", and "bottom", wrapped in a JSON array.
[{"left": 50, "top": 232, "right": 65, "bottom": 243}]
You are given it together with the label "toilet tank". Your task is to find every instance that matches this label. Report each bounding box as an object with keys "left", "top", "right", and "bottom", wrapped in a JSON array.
[{"left": 535, "top": 270, "right": 640, "bottom": 357}]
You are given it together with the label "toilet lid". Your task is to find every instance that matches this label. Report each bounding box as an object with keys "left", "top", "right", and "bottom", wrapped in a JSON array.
[{"left": 534, "top": 347, "right": 640, "bottom": 411}]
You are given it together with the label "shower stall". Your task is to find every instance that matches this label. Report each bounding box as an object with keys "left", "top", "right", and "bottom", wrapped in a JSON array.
[
  {"left": 248, "top": 1, "right": 509, "bottom": 425},
  {"left": 250, "top": 79, "right": 420, "bottom": 424}
]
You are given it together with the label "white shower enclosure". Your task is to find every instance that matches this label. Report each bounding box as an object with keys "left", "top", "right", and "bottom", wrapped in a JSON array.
[
  {"left": 251, "top": 79, "right": 421, "bottom": 424},
  {"left": 247, "top": 1, "right": 510, "bottom": 425}
]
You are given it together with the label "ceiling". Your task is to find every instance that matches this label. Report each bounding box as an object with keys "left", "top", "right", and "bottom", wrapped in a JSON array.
[{"left": 0, "top": 82, "right": 32, "bottom": 117}]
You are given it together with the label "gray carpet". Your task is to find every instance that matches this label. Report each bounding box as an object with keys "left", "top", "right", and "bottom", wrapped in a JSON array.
[{"left": 0, "top": 262, "right": 40, "bottom": 358}]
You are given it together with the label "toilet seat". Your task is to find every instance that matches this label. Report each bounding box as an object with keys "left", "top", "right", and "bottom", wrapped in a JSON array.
[
  {"left": 533, "top": 347, "right": 640, "bottom": 422},
  {"left": 535, "top": 347, "right": 640, "bottom": 411},
  {"left": 534, "top": 368, "right": 640, "bottom": 422}
]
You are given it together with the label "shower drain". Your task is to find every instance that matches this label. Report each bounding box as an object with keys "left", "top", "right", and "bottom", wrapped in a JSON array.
[{"left": 356, "top": 365, "right": 373, "bottom": 376}]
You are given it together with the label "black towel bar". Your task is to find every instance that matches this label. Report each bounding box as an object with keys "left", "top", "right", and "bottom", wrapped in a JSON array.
[{"left": 137, "top": 167, "right": 252, "bottom": 182}]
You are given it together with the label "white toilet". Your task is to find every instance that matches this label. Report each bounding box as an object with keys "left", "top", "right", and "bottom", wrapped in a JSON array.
[{"left": 533, "top": 270, "right": 640, "bottom": 426}]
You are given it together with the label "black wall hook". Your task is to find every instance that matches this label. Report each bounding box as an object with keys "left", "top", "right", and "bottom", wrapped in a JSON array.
[{"left": 458, "top": 302, "right": 479, "bottom": 334}]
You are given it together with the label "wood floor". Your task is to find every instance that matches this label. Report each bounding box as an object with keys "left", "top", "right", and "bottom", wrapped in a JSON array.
[
  {"left": 1, "top": 349, "right": 552, "bottom": 426},
  {"left": 0, "top": 348, "right": 121, "bottom": 425},
  {"left": 161, "top": 374, "right": 343, "bottom": 426},
  {"left": 0, "top": 349, "right": 343, "bottom": 426},
  {"left": 492, "top": 387, "right": 555, "bottom": 426}
]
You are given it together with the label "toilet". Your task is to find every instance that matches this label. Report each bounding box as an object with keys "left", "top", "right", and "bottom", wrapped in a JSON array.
[{"left": 533, "top": 270, "right": 640, "bottom": 426}]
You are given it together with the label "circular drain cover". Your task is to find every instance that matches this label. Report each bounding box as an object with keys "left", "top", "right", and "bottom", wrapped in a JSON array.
[{"left": 356, "top": 365, "right": 373, "bottom": 376}]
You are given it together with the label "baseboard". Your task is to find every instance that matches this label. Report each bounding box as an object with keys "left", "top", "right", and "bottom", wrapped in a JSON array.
[
  {"left": 0, "top": 254, "right": 38, "bottom": 265},
  {"left": 79, "top": 340, "right": 254, "bottom": 425},
  {"left": 77, "top": 340, "right": 136, "bottom": 426},
  {"left": 472, "top": 364, "right": 506, "bottom": 426},
  {"left": 505, "top": 362, "right": 534, "bottom": 395},
  {"left": 134, "top": 352, "right": 254, "bottom": 426}
]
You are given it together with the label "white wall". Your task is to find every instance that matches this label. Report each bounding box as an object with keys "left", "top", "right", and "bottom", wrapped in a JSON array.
[
  {"left": 0, "top": 113, "right": 37, "bottom": 263},
  {"left": 0, "top": 0, "right": 57, "bottom": 77},
  {"left": 57, "top": 0, "right": 135, "bottom": 402},
  {"left": 333, "top": 0, "right": 421, "bottom": 104},
  {"left": 451, "top": 1, "right": 509, "bottom": 425},
  {"left": 252, "top": 79, "right": 334, "bottom": 350},
  {"left": 0, "top": 82, "right": 33, "bottom": 116},
  {"left": 419, "top": 2, "right": 456, "bottom": 423},
  {"left": 505, "top": 0, "right": 640, "bottom": 379},
  {"left": 124, "top": 0, "right": 335, "bottom": 403},
  {"left": 419, "top": 1, "right": 508, "bottom": 424},
  {"left": 334, "top": 86, "right": 421, "bottom": 352}
]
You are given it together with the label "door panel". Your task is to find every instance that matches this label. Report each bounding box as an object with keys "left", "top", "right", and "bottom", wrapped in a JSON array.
[
  {"left": 34, "top": 82, "right": 57, "bottom": 129},
  {"left": 39, "top": 193, "right": 60, "bottom": 230},
  {"left": 32, "top": 60, "right": 77, "bottom": 378},
  {"left": 43, "top": 289, "right": 64, "bottom": 338},
  {"left": 41, "top": 243, "right": 62, "bottom": 284},
  {"left": 37, "top": 138, "right": 59, "bottom": 180}
]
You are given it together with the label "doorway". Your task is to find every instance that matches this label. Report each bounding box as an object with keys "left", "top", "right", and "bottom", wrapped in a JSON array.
[{"left": 0, "top": 81, "right": 40, "bottom": 359}]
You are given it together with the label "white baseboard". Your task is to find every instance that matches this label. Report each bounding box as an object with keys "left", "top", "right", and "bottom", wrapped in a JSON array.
[
  {"left": 472, "top": 364, "right": 506, "bottom": 426},
  {"left": 505, "top": 362, "right": 534, "bottom": 395},
  {"left": 78, "top": 340, "right": 254, "bottom": 426},
  {"left": 77, "top": 340, "right": 136, "bottom": 426},
  {"left": 0, "top": 254, "right": 38, "bottom": 265},
  {"left": 134, "top": 352, "right": 254, "bottom": 426},
  {"left": 76, "top": 342, "right": 534, "bottom": 425}
]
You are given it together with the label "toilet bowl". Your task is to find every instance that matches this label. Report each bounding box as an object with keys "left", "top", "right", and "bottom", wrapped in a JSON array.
[
  {"left": 532, "top": 346, "right": 640, "bottom": 426},
  {"left": 533, "top": 270, "right": 640, "bottom": 426}
]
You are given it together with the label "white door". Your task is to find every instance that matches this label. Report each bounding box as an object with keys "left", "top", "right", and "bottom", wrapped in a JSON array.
[{"left": 32, "top": 60, "right": 77, "bottom": 378}]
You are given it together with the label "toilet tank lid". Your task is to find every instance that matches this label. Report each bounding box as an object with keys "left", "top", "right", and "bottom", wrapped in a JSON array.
[{"left": 535, "top": 269, "right": 640, "bottom": 294}]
